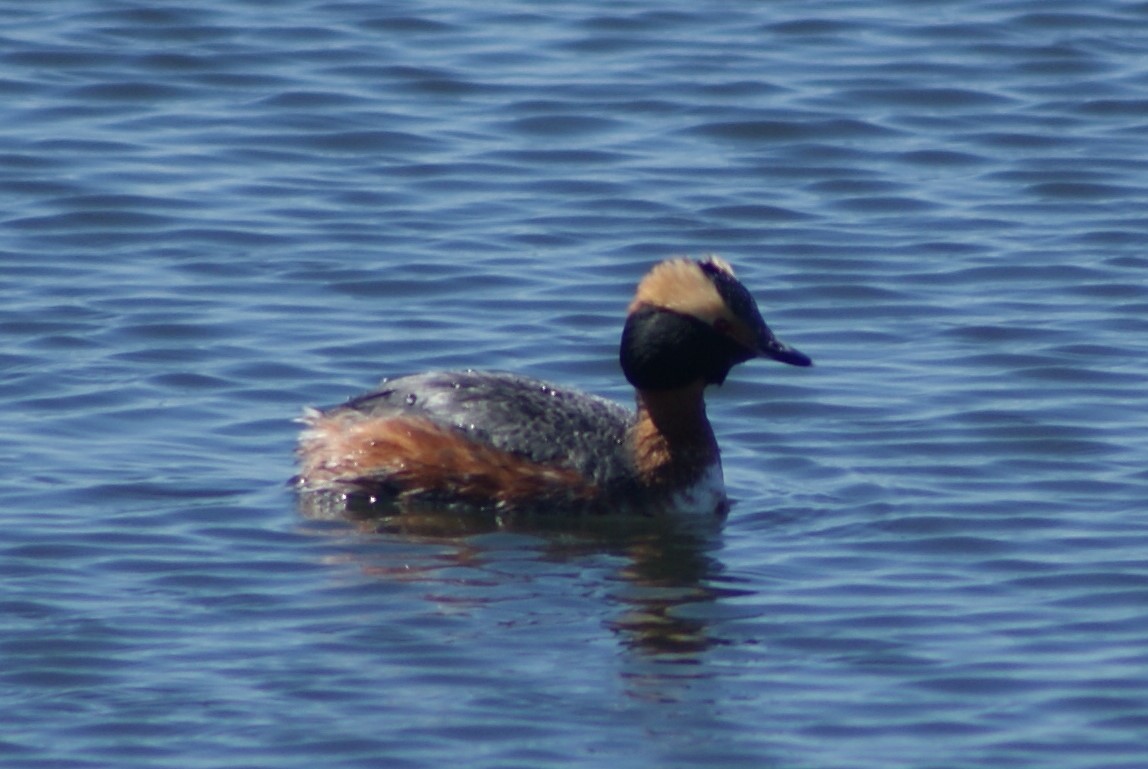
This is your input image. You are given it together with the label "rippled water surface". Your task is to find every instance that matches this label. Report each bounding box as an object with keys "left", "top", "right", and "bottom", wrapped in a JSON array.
[{"left": 5, "top": 1, "right": 1148, "bottom": 767}]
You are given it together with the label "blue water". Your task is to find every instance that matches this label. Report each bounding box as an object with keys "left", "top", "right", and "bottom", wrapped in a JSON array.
[{"left": 4, "top": 1, "right": 1148, "bottom": 767}]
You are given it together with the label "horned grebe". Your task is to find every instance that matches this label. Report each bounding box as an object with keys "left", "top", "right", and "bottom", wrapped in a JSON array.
[{"left": 296, "top": 257, "right": 810, "bottom": 516}]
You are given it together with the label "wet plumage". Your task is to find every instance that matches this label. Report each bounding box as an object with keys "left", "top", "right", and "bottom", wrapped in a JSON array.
[{"left": 296, "top": 256, "right": 810, "bottom": 516}]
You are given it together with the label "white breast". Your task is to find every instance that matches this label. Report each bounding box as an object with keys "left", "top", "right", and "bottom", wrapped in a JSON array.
[{"left": 666, "top": 461, "right": 727, "bottom": 516}]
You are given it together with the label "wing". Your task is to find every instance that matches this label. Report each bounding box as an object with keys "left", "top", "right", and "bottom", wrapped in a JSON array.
[{"left": 329, "top": 370, "right": 635, "bottom": 482}]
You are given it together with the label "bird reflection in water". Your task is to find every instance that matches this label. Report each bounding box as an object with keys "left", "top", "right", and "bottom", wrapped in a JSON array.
[{"left": 297, "top": 490, "right": 736, "bottom": 658}]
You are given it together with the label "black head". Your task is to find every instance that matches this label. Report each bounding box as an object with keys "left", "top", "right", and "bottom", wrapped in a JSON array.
[{"left": 620, "top": 257, "right": 810, "bottom": 391}]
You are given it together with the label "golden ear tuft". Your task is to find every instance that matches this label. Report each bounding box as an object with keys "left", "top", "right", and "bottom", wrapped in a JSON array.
[{"left": 628, "top": 257, "right": 728, "bottom": 325}]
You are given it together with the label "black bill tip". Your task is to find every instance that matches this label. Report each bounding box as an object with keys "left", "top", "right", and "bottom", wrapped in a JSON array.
[{"left": 762, "top": 338, "right": 812, "bottom": 367}]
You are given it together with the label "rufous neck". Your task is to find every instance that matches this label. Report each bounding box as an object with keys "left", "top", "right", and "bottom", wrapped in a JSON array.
[{"left": 634, "top": 381, "right": 714, "bottom": 444}]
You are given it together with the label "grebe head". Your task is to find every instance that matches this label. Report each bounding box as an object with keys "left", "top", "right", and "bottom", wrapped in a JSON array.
[{"left": 620, "top": 256, "right": 811, "bottom": 391}]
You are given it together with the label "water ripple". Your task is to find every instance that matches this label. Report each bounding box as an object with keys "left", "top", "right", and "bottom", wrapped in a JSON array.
[{"left": 3, "top": 1, "right": 1148, "bottom": 768}]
